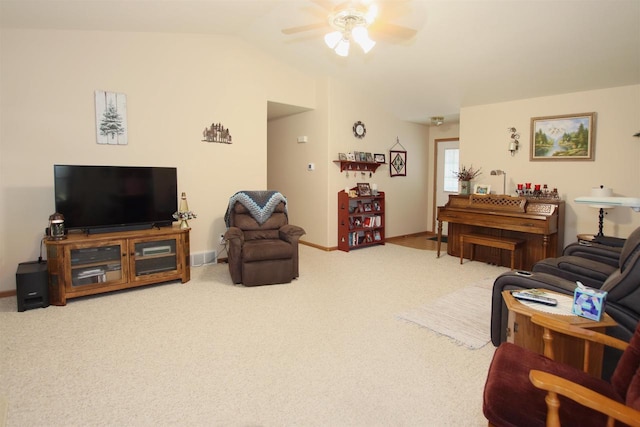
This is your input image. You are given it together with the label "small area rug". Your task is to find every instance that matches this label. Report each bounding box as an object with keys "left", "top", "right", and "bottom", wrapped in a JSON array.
[
  {"left": 427, "top": 235, "right": 447, "bottom": 243},
  {"left": 397, "top": 277, "right": 494, "bottom": 349}
]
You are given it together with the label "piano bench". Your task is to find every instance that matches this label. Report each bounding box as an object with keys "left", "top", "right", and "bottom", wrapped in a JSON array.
[{"left": 459, "top": 233, "right": 524, "bottom": 270}]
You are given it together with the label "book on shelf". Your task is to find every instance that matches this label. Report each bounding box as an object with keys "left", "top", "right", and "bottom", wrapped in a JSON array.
[{"left": 364, "top": 231, "right": 373, "bottom": 243}]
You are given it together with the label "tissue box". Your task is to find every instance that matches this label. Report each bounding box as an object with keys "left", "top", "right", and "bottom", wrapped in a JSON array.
[{"left": 572, "top": 285, "right": 607, "bottom": 321}]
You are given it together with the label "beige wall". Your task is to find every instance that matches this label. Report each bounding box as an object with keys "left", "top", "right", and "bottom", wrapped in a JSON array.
[
  {"left": 325, "top": 80, "right": 431, "bottom": 245},
  {"left": 269, "top": 79, "right": 431, "bottom": 249},
  {"left": 0, "top": 29, "right": 316, "bottom": 292},
  {"left": 2, "top": 28, "right": 639, "bottom": 293},
  {"left": 460, "top": 85, "right": 640, "bottom": 243},
  {"left": 267, "top": 79, "right": 330, "bottom": 246}
]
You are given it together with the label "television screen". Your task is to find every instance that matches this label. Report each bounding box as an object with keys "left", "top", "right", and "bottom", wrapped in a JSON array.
[{"left": 54, "top": 165, "right": 177, "bottom": 232}]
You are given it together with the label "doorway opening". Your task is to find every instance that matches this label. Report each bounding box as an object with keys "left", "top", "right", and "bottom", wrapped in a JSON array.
[{"left": 432, "top": 138, "right": 459, "bottom": 234}]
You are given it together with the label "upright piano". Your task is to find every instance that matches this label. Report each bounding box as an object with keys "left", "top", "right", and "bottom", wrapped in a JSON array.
[{"left": 437, "top": 194, "right": 565, "bottom": 271}]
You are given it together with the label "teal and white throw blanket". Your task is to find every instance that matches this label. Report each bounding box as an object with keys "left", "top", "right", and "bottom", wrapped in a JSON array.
[{"left": 224, "top": 191, "right": 288, "bottom": 227}]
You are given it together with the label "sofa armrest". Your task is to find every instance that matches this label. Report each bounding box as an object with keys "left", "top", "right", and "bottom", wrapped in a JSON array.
[
  {"left": 224, "top": 227, "right": 244, "bottom": 284},
  {"left": 279, "top": 224, "right": 306, "bottom": 243},
  {"left": 491, "top": 271, "right": 580, "bottom": 346},
  {"left": 563, "top": 242, "right": 622, "bottom": 267},
  {"left": 553, "top": 256, "right": 615, "bottom": 281},
  {"left": 224, "top": 227, "right": 244, "bottom": 243},
  {"left": 529, "top": 370, "right": 640, "bottom": 427},
  {"left": 532, "top": 256, "right": 616, "bottom": 288}
]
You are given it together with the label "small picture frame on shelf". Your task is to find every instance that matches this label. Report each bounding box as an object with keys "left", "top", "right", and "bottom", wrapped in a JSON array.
[
  {"left": 346, "top": 152, "right": 355, "bottom": 161},
  {"left": 366, "top": 152, "right": 374, "bottom": 162},
  {"left": 364, "top": 203, "right": 372, "bottom": 212},
  {"left": 474, "top": 184, "right": 491, "bottom": 195},
  {"left": 373, "top": 201, "right": 380, "bottom": 211},
  {"left": 357, "top": 182, "right": 371, "bottom": 196},
  {"left": 374, "top": 153, "right": 385, "bottom": 163},
  {"left": 359, "top": 152, "right": 367, "bottom": 162},
  {"left": 338, "top": 153, "right": 347, "bottom": 161}
]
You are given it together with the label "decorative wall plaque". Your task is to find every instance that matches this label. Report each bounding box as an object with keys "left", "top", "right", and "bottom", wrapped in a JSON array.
[{"left": 203, "top": 122, "right": 232, "bottom": 144}]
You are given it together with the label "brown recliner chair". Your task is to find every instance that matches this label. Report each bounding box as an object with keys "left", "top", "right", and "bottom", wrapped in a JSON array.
[{"left": 224, "top": 191, "right": 305, "bottom": 286}]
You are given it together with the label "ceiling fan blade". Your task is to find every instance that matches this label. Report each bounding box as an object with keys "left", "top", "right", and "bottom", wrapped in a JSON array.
[
  {"left": 369, "top": 22, "right": 417, "bottom": 40},
  {"left": 281, "top": 22, "right": 328, "bottom": 35}
]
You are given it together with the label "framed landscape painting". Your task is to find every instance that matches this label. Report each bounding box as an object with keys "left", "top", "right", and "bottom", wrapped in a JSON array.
[{"left": 530, "top": 112, "right": 596, "bottom": 161}]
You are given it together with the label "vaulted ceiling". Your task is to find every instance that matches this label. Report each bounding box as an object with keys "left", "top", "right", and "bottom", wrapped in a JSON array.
[{"left": 2, "top": 0, "right": 639, "bottom": 124}]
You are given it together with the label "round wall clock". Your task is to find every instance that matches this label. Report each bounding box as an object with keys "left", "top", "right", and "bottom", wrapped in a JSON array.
[{"left": 353, "top": 121, "right": 366, "bottom": 139}]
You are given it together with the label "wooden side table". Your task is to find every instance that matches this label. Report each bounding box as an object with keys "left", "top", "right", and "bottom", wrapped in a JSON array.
[{"left": 502, "top": 289, "right": 617, "bottom": 378}]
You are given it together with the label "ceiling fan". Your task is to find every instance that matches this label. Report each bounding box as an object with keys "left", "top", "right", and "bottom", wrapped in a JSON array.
[{"left": 281, "top": 0, "right": 417, "bottom": 57}]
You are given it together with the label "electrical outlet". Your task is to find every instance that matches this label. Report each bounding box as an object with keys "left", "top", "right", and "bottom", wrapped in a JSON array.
[{"left": 219, "top": 234, "right": 225, "bottom": 244}]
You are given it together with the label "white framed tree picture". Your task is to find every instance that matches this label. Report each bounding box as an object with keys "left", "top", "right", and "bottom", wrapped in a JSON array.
[{"left": 95, "top": 91, "right": 128, "bottom": 145}]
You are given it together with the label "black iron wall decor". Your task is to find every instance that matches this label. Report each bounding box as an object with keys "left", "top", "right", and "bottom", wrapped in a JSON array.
[
  {"left": 202, "top": 122, "right": 232, "bottom": 144},
  {"left": 353, "top": 121, "right": 366, "bottom": 138}
]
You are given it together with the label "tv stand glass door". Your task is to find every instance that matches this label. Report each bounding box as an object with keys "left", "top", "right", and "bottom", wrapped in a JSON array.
[
  {"left": 131, "top": 236, "right": 179, "bottom": 280},
  {"left": 70, "top": 241, "right": 127, "bottom": 288}
]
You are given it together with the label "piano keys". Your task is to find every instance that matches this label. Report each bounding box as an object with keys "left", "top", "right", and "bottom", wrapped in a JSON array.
[{"left": 437, "top": 194, "right": 565, "bottom": 271}]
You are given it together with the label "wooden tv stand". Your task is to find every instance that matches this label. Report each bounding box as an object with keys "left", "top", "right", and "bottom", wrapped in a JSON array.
[{"left": 45, "top": 226, "right": 190, "bottom": 306}]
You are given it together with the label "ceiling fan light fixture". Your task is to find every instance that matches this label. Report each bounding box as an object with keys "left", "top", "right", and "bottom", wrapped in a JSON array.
[
  {"left": 352, "top": 27, "right": 376, "bottom": 53},
  {"left": 365, "top": 5, "right": 378, "bottom": 25},
  {"left": 324, "top": 31, "right": 342, "bottom": 49},
  {"left": 335, "top": 38, "right": 350, "bottom": 57},
  {"left": 431, "top": 116, "right": 444, "bottom": 126}
]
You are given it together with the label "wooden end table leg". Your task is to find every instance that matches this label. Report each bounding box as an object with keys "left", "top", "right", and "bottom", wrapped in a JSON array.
[
  {"left": 437, "top": 220, "right": 443, "bottom": 258},
  {"left": 510, "top": 248, "right": 515, "bottom": 270}
]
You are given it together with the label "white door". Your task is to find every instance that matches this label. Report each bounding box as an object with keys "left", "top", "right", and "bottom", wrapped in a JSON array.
[{"left": 434, "top": 139, "right": 459, "bottom": 236}]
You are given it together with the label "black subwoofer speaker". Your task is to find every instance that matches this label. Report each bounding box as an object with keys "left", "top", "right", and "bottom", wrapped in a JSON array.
[{"left": 16, "top": 261, "right": 49, "bottom": 312}]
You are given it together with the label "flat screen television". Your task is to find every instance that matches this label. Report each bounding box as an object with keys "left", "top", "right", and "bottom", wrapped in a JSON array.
[{"left": 54, "top": 165, "right": 177, "bottom": 233}]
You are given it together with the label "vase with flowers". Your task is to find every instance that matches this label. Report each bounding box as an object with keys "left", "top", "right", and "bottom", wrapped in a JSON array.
[{"left": 453, "top": 165, "right": 482, "bottom": 195}]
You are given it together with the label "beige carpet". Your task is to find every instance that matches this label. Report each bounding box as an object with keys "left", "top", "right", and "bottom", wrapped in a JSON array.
[
  {"left": 0, "top": 396, "right": 6, "bottom": 427},
  {"left": 397, "top": 278, "right": 495, "bottom": 349},
  {"left": 0, "top": 244, "right": 508, "bottom": 426}
]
